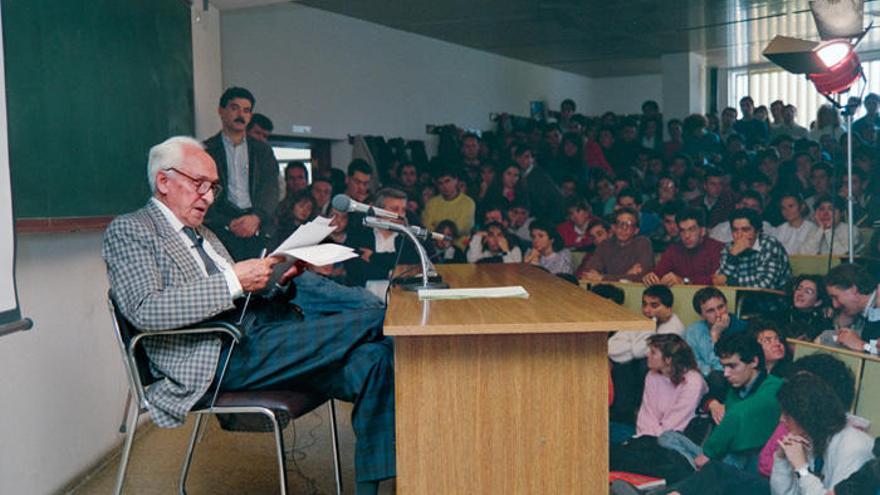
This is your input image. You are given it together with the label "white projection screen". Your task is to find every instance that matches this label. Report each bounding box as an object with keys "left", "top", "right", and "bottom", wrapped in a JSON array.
[{"left": 0, "top": 6, "right": 31, "bottom": 337}]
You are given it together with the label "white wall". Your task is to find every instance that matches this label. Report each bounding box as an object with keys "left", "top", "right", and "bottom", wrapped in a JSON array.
[
  {"left": 587, "top": 74, "right": 663, "bottom": 116},
  {"left": 220, "top": 3, "right": 595, "bottom": 166},
  {"left": 0, "top": 231, "right": 124, "bottom": 494},
  {"left": 192, "top": 2, "right": 223, "bottom": 140}
]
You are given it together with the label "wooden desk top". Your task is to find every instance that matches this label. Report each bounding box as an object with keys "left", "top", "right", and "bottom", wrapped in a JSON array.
[{"left": 384, "top": 264, "right": 653, "bottom": 336}]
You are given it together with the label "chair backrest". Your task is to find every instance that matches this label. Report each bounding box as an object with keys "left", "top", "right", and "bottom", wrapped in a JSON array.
[{"left": 108, "top": 294, "right": 156, "bottom": 411}]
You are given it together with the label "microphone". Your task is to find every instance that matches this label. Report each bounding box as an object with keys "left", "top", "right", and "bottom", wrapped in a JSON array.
[
  {"left": 363, "top": 216, "right": 452, "bottom": 242},
  {"left": 332, "top": 194, "right": 403, "bottom": 220}
]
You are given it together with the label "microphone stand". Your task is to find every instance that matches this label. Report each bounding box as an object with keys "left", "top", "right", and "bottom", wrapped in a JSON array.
[{"left": 363, "top": 217, "right": 449, "bottom": 291}]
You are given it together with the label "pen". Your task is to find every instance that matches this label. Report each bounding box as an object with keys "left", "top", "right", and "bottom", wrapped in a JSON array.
[{"left": 237, "top": 247, "right": 268, "bottom": 325}]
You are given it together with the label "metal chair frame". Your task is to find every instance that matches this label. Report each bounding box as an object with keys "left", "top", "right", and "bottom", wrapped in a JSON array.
[{"left": 108, "top": 297, "right": 343, "bottom": 495}]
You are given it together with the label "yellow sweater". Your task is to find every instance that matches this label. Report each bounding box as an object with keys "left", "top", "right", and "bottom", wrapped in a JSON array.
[{"left": 422, "top": 193, "right": 475, "bottom": 244}]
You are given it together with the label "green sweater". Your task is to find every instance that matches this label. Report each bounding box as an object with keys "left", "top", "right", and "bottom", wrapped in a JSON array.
[{"left": 703, "top": 373, "right": 783, "bottom": 459}]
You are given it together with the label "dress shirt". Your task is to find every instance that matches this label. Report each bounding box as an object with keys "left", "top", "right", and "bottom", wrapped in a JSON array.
[
  {"left": 373, "top": 231, "right": 398, "bottom": 253},
  {"left": 151, "top": 198, "right": 242, "bottom": 298},
  {"left": 717, "top": 234, "right": 791, "bottom": 290},
  {"left": 221, "top": 132, "right": 252, "bottom": 209}
]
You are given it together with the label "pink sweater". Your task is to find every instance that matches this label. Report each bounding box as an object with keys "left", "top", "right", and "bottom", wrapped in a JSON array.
[{"left": 636, "top": 369, "right": 708, "bottom": 437}]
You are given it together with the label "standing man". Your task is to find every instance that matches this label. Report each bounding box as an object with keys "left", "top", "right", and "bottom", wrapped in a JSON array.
[
  {"left": 246, "top": 113, "right": 274, "bottom": 143},
  {"left": 204, "top": 87, "right": 280, "bottom": 260}
]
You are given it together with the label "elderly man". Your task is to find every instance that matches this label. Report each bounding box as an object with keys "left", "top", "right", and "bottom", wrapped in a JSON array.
[{"left": 102, "top": 136, "right": 394, "bottom": 494}]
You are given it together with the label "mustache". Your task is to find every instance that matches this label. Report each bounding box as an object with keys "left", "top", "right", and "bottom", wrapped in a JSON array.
[{"left": 234, "top": 117, "right": 246, "bottom": 124}]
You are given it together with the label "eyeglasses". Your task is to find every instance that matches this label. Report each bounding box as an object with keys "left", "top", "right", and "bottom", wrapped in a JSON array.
[
  {"left": 165, "top": 167, "right": 222, "bottom": 196},
  {"left": 616, "top": 221, "right": 637, "bottom": 229}
]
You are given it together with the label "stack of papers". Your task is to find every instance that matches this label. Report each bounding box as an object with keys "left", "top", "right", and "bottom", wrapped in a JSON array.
[
  {"left": 271, "top": 216, "right": 358, "bottom": 266},
  {"left": 417, "top": 286, "right": 529, "bottom": 301}
]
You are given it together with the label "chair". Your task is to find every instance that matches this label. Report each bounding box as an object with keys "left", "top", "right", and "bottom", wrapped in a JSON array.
[{"left": 108, "top": 296, "right": 343, "bottom": 495}]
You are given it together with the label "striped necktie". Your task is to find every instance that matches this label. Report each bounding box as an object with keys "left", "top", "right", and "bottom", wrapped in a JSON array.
[{"left": 183, "top": 227, "right": 221, "bottom": 276}]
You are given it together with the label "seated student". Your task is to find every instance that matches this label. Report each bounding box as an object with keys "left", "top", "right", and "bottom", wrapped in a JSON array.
[
  {"left": 506, "top": 200, "right": 535, "bottom": 248},
  {"left": 770, "top": 373, "right": 875, "bottom": 495},
  {"left": 684, "top": 287, "right": 748, "bottom": 377},
  {"left": 709, "top": 191, "right": 776, "bottom": 244},
  {"left": 345, "top": 188, "right": 433, "bottom": 286},
  {"left": 556, "top": 198, "right": 595, "bottom": 250},
  {"left": 432, "top": 220, "right": 465, "bottom": 264},
  {"left": 759, "top": 353, "right": 869, "bottom": 479},
  {"left": 610, "top": 285, "right": 688, "bottom": 365},
  {"left": 748, "top": 319, "right": 792, "bottom": 378},
  {"left": 783, "top": 274, "right": 832, "bottom": 342},
  {"left": 617, "top": 187, "right": 661, "bottom": 238},
  {"left": 713, "top": 208, "right": 792, "bottom": 290},
  {"left": 524, "top": 221, "right": 572, "bottom": 275},
  {"left": 467, "top": 221, "right": 523, "bottom": 264},
  {"left": 574, "top": 219, "right": 611, "bottom": 277},
  {"left": 643, "top": 208, "right": 724, "bottom": 287},
  {"left": 661, "top": 332, "right": 783, "bottom": 474},
  {"left": 421, "top": 166, "right": 475, "bottom": 246},
  {"left": 649, "top": 200, "right": 685, "bottom": 253},
  {"left": 274, "top": 190, "right": 316, "bottom": 248},
  {"left": 803, "top": 195, "right": 864, "bottom": 256},
  {"left": 580, "top": 208, "right": 654, "bottom": 282},
  {"left": 824, "top": 264, "right": 880, "bottom": 355},
  {"left": 609, "top": 334, "right": 708, "bottom": 481},
  {"left": 772, "top": 192, "right": 818, "bottom": 255},
  {"left": 831, "top": 438, "right": 880, "bottom": 495}
]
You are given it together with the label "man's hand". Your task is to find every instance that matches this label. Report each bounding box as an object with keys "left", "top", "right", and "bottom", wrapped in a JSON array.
[
  {"left": 712, "top": 273, "right": 728, "bottom": 286},
  {"left": 642, "top": 272, "right": 661, "bottom": 286},
  {"left": 710, "top": 313, "right": 730, "bottom": 343},
  {"left": 233, "top": 257, "right": 280, "bottom": 292},
  {"left": 728, "top": 237, "right": 753, "bottom": 256},
  {"left": 278, "top": 258, "right": 306, "bottom": 285},
  {"left": 837, "top": 328, "right": 866, "bottom": 351},
  {"left": 707, "top": 399, "right": 726, "bottom": 425},
  {"left": 625, "top": 263, "right": 643, "bottom": 276},
  {"left": 360, "top": 248, "right": 373, "bottom": 262},
  {"left": 229, "top": 214, "right": 261, "bottom": 238},
  {"left": 660, "top": 272, "right": 684, "bottom": 286},
  {"left": 583, "top": 269, "right": 603, "bottom": 282},
  {"left": 694, "top": 454, "right": 711, "bottom": 470},
  {"left": 498, "top": 236, "right": 510, "bottom": 253},
  {"left": 310, "top": 264, "right": 334, "bottom": 276}
]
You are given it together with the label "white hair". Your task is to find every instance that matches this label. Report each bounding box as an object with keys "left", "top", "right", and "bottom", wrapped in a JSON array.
[{"left": 146, "top": 136, "right": 205, "bottom": 193}]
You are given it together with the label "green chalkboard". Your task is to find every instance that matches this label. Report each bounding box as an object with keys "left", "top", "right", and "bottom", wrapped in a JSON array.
[{"left": 4, "top": 0, "right": 194, "bottom": 218}]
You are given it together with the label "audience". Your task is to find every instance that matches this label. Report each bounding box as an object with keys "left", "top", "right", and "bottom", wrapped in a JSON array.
[
  {"left": 824, "top": 264, "right": 879, "bottom": 355},
  {"left": 421, "top": 166, "right": 475, "bottom": 246},
  {"left": 556, "top": 198, "right": 595, "bottom": 250},
  {"left": 772, "top": 192, "right": 818, "bottom": 255},
  {"left": 685, "top": 287, "right": 748, "bottom": 376},
  {"left": 783, "top": 274, "right": 832, "bottom": 342},
  {"left": 467, "top": 221, "right": 523, "bottom": 264},
  {"left": 523, "top": 220, "right": 572, "bottom": 275},
  {"left": 803, "top": 195, "right": 863, "bottom": 256}
]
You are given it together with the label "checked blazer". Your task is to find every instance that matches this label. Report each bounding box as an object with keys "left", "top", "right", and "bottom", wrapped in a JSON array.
[{"left": 102, "top": 200, "right": 237, "bottom": 428}]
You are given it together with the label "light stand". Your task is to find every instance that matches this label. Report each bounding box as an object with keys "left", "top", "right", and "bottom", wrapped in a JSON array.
[
  {"left": 845, "top": 109, "right": 855, "bottom": 263},
  {"left": 362, "top": 216, "right": 449, "bottom": 292}
]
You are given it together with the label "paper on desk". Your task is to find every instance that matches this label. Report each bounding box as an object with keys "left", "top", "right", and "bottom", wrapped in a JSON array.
[
  {"left": 271, "top": 216, "right": 357, "bottom": 266},
  {"left": 417, "top": 286, "right": 529, "bottom": 301}
]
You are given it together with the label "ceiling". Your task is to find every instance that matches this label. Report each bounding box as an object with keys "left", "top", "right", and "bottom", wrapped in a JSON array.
[{"left": 211, "top": 0, "right": 880, "bottom": 78}]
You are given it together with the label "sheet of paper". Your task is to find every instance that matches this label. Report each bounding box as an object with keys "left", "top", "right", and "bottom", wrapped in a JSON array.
[
  {"left": 286, "top": 243, "right": 358, "bottom": 266},
  {"left": 271, "top": 216, "right": 335, "bottom": 255},
  {"left": 418, "top": 286, "right": 530, "bottom": 301}
]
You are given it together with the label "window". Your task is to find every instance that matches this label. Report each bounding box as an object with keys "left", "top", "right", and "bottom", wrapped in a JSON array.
[{"left": 727, "top": 57, "right": 880, "bottom": 128}]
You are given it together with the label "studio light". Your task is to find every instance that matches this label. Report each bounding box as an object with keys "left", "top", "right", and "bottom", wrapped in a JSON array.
[
  {"left": 808, "top": 40, "right": 862, "bottom": 95},
  {"left": 815, "top": 40, "right": 853, "bottom": 68}
]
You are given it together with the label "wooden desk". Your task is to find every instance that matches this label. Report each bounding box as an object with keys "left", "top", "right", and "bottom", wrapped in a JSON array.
[{"left": 385, "top": 264, "right": 652, "bottom": 494}]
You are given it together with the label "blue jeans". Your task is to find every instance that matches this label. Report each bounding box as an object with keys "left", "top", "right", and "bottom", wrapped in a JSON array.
[{"left": 292, "top": 271, "right": 385, "bottom": 319}]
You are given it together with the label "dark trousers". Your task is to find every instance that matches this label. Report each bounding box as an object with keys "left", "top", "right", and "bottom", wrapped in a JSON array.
[
  {"left": 220, "top": 303, "right": 395, "bottom": 483},
  {"left": 660, "top": 460, "right": 769, "bottom": 495}
]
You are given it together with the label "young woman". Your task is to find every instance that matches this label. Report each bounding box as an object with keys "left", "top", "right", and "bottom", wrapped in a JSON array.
[
  {"left": 749, "top": 319, "right": 792, "bottom": 378},
  {"left": 609, "top": 334, "right": 707, "bottom": 481},
  {"left": 524, "top": 221, "right": 572, "bottom": 275},
  {"left": 803, "top": 195, "right": 863, "bottom": 255},
  {"left": 482, "top": 163, "right": 525, "bottom": 209},
  {"left": 466, "top": 221, "right": 523, "bottom": 264},
  {"left": 773, "top": 193, "right": 817, "bottom": 255},
  {"left": 433, "top": 220, "right": 466, "bottom": 264},
  {"left": 274, "top": 191, "right": 316, "bottom": 247},
  {"left": 771, "top": 373, "right": 874, "bottom": 495},
  {"left": 782, "top": 275, "right": 832, "bottom": 342}
]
